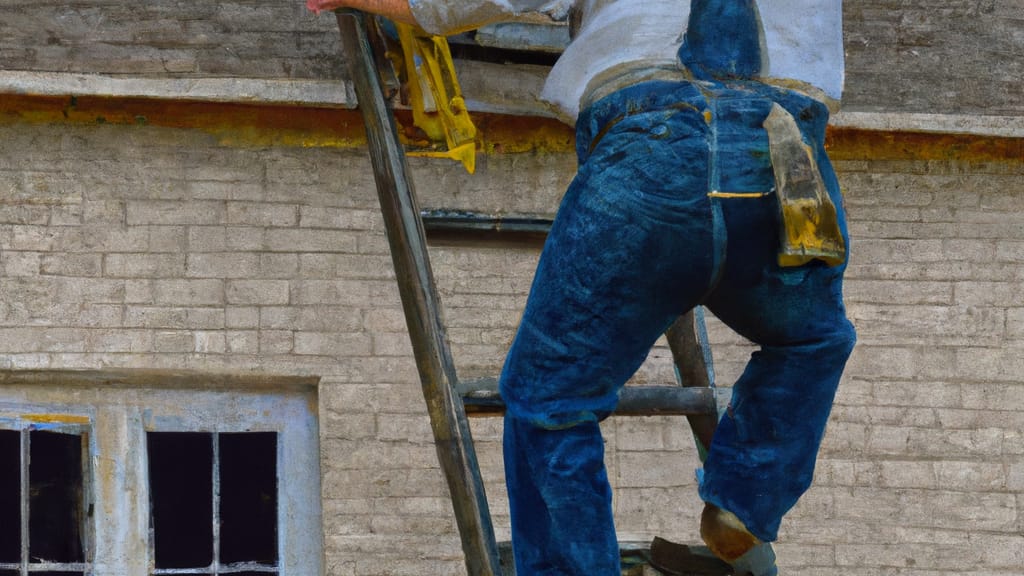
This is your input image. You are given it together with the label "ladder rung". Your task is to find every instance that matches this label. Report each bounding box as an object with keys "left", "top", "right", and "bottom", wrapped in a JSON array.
[
  {"left": 421, "top": 210, "right": 552, "bottom": 247},
  {"left": 458, "top": 378, "right": 718, "bottom": 417},
  {"left": 496, "top": 539, "right": 728, "bottom": 575}
]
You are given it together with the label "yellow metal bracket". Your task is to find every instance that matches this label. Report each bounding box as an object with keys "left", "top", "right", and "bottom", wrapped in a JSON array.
[{"left": 377, "top": 20, "right": 479, "bottom": 173}]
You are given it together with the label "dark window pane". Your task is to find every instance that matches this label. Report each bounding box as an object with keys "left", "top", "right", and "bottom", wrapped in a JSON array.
[
  {"left": 147, "top": 433, "right": 213, "bottom": 569},
  {"left": 28, "top": 431, "right": 84, "bottom": 564},
  {"left": 0, "top": 431, "right": 20, "bottom": 563},
  {"left": 219, "top": 433, "right": 277, "bottom": 565}
]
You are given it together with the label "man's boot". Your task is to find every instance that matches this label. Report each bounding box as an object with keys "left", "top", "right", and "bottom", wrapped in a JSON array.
[{"left": 700, "top": 503, "right": 778, "bottom": 576}]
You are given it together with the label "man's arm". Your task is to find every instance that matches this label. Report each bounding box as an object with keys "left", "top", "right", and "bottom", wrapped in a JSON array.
[
  {"left": 306, "top": 0, "right": 416, "bottom": 25},
  {"left": 308, "top": 0, "right": 573, "bottom": 37}
]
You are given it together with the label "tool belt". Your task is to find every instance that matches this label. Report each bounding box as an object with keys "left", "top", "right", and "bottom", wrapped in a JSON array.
[{"left": 763, "top": 103, "right": 846, "bottom": 267}]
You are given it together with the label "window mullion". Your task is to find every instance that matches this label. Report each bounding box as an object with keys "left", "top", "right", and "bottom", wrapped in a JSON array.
[
  {"left": 19, "top": 429, "right": 28, "bottom": 576},
  {"left": 80, "top": 429, "right": 94, "bottom": 572},
  {"left": 212, "top": 433, "right": 220, "bottom": 576}
]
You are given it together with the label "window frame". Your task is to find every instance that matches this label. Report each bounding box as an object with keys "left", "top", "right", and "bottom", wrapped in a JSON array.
[
  {"left": 146, "top": 430, "right": 281, "bottom": 575},
  {"left": 0, "top": 415, "right": 94, "bottom": 576},
  {"left": 0, "top": 372, "right": 323, "bottom": 576}
]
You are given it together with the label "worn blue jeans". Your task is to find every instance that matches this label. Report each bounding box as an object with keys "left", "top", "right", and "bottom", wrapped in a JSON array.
[{"left": 499, "top": 79, "right": 856, "bottom": 575}]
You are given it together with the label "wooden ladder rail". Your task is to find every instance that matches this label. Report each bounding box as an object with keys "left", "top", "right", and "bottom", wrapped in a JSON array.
[
  {"left": 335, "top": 10, "right": 503, "bottom": 575},
  {"left": 335, "top": 10, "right": 722, "bottom": 575}
]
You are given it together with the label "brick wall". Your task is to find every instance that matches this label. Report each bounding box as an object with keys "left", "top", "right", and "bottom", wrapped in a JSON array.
[
  {"left": 842, "top": 0, "right": 1024, "bottom": 115},
  {"left": 807, "top": 157, "right": 1024, "bottom": 575},
  {"left": 0, "top": 2, "right": 341, "bottom": 80},
  {"left": 1, "top": 119, "right": 1021, "bottom": 574}
]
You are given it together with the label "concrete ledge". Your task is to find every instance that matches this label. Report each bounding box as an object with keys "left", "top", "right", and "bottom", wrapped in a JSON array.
[
  {"left": 832, "top": 110, "right": 1024, "bottom": 139},
  {"left": 0, "top": 70, "right": 355, "bottom": 108},
  {"left": 3, "top": 70, "right": 1023, "bottom": 139},
  {"left": 0, "top": 368, "right": 321, "bottom": 391}
]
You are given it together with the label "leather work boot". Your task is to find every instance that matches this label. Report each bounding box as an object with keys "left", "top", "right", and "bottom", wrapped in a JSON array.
[
  {"left": 700, "top": 503, "right": 760, "bottom": 562},
  {"left": 700, "top": 503, "right": 778, "bottom": 576}
]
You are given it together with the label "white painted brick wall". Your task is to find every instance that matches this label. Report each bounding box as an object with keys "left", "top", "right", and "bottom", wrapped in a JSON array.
[{"left": 0, "top": 121, "right": 1021, "bottom": 575}]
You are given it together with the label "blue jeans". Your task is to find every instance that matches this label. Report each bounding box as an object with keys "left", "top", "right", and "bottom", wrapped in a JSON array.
[{"left": 499, "top": 79, "right": 857, "bottom": 575}]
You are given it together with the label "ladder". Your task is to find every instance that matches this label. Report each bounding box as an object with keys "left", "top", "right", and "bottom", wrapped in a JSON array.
[{"left": 333, "top": 10, "right": 737, "bottom": 575}]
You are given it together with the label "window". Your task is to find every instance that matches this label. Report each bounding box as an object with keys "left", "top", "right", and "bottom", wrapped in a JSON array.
[
  {"left": 0, "top": 372, "right": 322, "bottom": 576},
  {"left": 148, "top": 432, "right": 278, "bottom": 574},
  {"left": 0, "top": 419, "right": 91, "bottom": 576}
]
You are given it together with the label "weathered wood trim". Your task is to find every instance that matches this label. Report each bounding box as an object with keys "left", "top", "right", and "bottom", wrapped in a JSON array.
[
  {"left": 1, "top": 89, "right": 1021, "bottom": 164},
  {"left": 0, "top": 369, "right": 321, "bottom": 392}
]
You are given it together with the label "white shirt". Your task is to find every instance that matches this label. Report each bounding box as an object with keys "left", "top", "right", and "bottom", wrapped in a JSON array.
[{"left": 408, "top": 0, "right": 844, "bottom": 123}]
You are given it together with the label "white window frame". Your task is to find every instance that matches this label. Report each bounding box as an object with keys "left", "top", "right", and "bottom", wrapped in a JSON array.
[{"left": 0, "top": 371, "right": 323, "bottom": 576}]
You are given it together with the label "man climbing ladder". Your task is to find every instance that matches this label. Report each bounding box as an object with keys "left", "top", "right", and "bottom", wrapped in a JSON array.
[{"left": 308, "top": 1, "right": 857, "bottom": 575}]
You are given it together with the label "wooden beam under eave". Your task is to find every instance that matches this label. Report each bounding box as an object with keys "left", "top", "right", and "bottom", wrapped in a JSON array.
[
  {"left": 826, "top": 127, "right": 1024, "bottom": 165},
  {"left": 1, "top": 92, "right": 1021, "bottom": 165},
  {"left": 0, "top": 93, "right": 576, "bottom": 153}
]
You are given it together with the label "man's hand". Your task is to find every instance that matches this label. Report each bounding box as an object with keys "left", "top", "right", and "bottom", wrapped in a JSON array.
[{"left": 306, "top": 0, "right": 417, "bottom": 25}]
